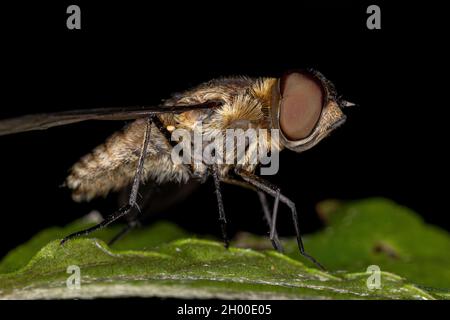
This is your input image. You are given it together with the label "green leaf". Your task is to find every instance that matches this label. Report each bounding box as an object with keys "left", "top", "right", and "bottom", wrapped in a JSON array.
[
  {"left": 0, "top": 238, "right": 439, "bottom": 299},
  {"left": 0, "top": 198, "right": 449, "bottom": 299},
  {"left": 0, "top": 213, "right": 189, "bottom": 274},
  {"left": 283, "top": 198, "right": 450, "bottom": 292}
]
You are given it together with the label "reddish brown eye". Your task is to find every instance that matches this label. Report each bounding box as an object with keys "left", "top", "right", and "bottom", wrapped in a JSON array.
[{"left": 279, "top": 72, "right": 324, "bottom": 140}]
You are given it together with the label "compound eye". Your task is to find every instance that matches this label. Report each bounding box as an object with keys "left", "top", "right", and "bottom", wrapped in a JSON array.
[{"left": 279, "top": 72, "right": 324, "bottom": 140}]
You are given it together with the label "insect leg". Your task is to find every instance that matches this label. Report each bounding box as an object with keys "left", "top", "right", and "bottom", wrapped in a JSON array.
[
  {"left": 107, "top": 183, "right": 157, "bottom": 245},
  {"left": 211, "top": 164, "right": 229, "bottom": 248},
  {"left": 109, "top": 117, "right": 198, "bottom": 246},
  {"left": 60, "top": 116, "right": 153, "bottom": 245},
  {"left": 108, "top": 216, "right": 141, "bottom": 246},
  {"left": 270, "top": 189, "right": 282, "bottom": 252},
  {"left": 221, "top": 178, "right": 284, "bottom": 252},
  {"left": 235, "top": 168, "right": 325, "bottom": 270}
]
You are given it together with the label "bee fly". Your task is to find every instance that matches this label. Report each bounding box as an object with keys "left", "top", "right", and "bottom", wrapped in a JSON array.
[{"left": 0, "top": 69, "right": 352, "bottom": 269}]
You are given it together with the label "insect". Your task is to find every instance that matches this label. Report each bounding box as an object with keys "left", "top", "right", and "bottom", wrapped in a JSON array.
[{"left": 0, "top": 69, "right": 352, "bottom": 269}]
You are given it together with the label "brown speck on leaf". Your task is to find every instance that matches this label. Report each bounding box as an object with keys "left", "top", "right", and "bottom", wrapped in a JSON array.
[
  {"left": 373, "top": 241, "right": 400, "bottom": 259},
  {"left": 315, "top": 199, "right": 343, "bottom": 224}
]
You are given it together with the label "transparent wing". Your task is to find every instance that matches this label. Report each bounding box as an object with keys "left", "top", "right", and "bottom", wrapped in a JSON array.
[{"left": 0, "top": 101, "right": 220, "bottom": 136}]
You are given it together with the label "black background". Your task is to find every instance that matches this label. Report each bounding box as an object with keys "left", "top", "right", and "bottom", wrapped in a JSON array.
[{"left": 0, "top": 1, "right": 448, "bottom": 258}]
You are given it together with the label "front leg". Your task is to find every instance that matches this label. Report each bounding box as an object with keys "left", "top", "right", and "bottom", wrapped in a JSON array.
[
  {"left": 235, "top": 168, "right": 325, "bottom": 270},
  {"left": 221, "top": 177, "right": 284, "bottom": 253}
]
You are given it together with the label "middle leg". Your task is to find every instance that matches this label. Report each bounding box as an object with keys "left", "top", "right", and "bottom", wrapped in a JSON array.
[{"left": 211, "top": 164, "right": 229, "bottom": 248}]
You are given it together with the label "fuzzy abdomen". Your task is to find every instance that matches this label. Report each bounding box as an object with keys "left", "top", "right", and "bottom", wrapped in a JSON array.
[{"left": 65, "top": 119, "right": 189, "bottom": 202}]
